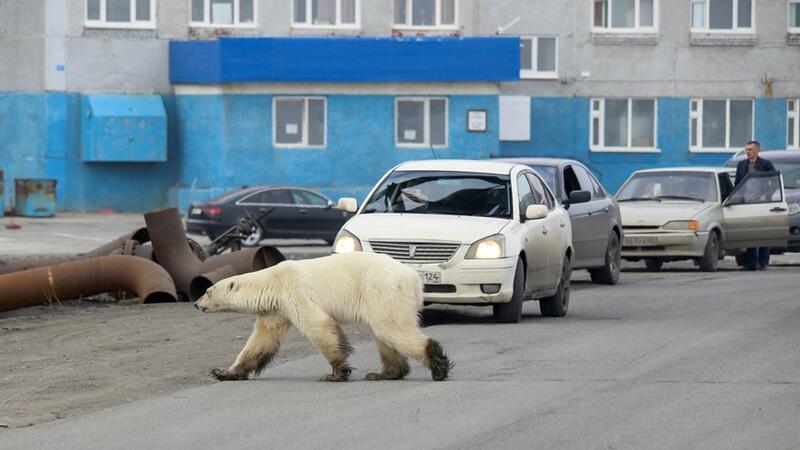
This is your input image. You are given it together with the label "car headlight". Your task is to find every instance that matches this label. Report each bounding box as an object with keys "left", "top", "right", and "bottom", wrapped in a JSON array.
[
  {"left": 465, "top": 235, "right": 505, "bottom": 259},
  {"left": 333, "top": 229, "right": 362, "bottom": 253},
  {"left": 663, "top": 220, "right": 700, "bottom": 231},
  {"left": 788, "top": 203, "right": 800, "bottom": 216}
]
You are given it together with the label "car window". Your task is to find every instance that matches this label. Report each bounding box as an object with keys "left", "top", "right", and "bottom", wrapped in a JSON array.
[
  {"left": 584, "top": 167, "right": 607, "bottom": 198},
  {"left": 243, "top": 189, "right": 292, "bottom": 205},
  {"left": 291, "top": 189, "right": 328, "bottom": 206},
  {"left": 517, "top": 174, "right": 539, "bottom": 215},
  {"left": 528, "top": 165, "right": 558, "bottom": 193},
  {"left": 563, "top": 166, "right": 582, "bottom": 197},
  {"left": 726, "top": 172, "right": 783, "bottom": 205},
  {"left": 572, "top": 166, "right": 598, "bottom": 199},
  {"left": 617, "top": 172, "right": 718, "bottom": 202},
  {"left": 525, "top": 173, "right": 553, "bottom": 210},
  {"left": 718, "top": 173, "right": 734, "bottom": 201},
  {"left": 773, "top": 161, "right": 800, "bottom": 189}
]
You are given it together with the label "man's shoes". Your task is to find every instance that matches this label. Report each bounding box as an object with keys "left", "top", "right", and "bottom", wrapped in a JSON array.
[
  {"left": 742, "top": 266, "right": 757, "bottom": 271},
  {"left": 757, "top": 266, "right": 768, "bottom": 271}
]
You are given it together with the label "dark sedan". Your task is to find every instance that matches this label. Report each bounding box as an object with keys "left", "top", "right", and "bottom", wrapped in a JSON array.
[
  {"left": 724, "top": 150, "right": 800, "bottom": 253},
  {"left": 186, "top": 186, "right": 354, "bottom": 246},
  {"left": 495, "top": 157, "right": 623, "bottom": 284}
]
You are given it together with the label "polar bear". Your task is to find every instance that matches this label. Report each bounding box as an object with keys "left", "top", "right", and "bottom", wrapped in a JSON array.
[{"left": 194, "top": 252, "right": 452, "bottom": 382}]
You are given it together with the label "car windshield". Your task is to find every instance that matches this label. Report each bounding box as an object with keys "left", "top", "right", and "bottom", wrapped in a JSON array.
[
  {"left": 774, "top": 161, "right": 800, "bottom": 189},
  {"left": 362, "top": 171, "right": 512, "bottom": 218},
  {"left": 528, "top": 165, "right": 558, "bottom": 192},
  {"left": 617, "top": 172, "right": 717, "bottom": 202}
]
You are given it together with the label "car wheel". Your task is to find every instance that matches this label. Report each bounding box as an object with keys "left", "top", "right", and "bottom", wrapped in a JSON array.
[
  {"left": 589, "top": 231, "right": 621, "bottom": 285},
  {"left": 492, "top": 258, "right": 525, "bottom": 324},
  {"left": 540, "top": 255, "right": 571, "bottom": 317},
  {"left": 697, "top": 232, "right": 719, "bottom": 272},
  {"left": 644, "top": 258, "right": 663, "bottom": 271},
  {"left": 241, "top": 223, "right": 263, "bottom": 247}
]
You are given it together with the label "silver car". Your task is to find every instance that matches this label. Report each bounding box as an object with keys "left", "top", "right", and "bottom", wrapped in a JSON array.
[{"left": 617, "top": 167, "right": 789, "bottom": 271}]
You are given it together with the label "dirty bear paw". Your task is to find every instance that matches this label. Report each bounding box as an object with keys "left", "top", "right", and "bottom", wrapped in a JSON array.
[{"left": 210, "top": 368, "right": 248, "bottom": 381}]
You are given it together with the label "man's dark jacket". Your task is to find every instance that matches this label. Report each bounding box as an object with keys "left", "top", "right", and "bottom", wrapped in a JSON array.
[{"left": 735, "top": 156, "right": 776, "bottom": 186}]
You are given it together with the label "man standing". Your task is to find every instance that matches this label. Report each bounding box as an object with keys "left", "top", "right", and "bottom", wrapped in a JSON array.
[{"left": 734, "top": 140, "right": 776, "bottom": 271}]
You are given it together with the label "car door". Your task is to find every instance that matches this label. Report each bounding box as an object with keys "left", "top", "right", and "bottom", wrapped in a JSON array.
[
  {"left": 516, "top": 173, "right": 550, "bottom": 294},
  {"left": 721, "top": 171, "right": 790, "bottom": 250},
  {"left": 562, "top": 165, "right": 602, "bottom": 267},
  {"left": 526, "top": 172, "right": 565, "bottom": 288},
  {"left": 238, "top": 188, "right": 295, "bottom": 238},
  {"left": 289, "top": 189, "right": 346, "bottom": 240},
  {"left": 574, "top": 164, "right": 614, "bottom": 267}
]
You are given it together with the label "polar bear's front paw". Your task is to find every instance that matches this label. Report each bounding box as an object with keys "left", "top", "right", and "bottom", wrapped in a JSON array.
[
  {"left": 319, "top": 367, "right": 351, "bottom": 382},
  {"left": 210, "top": 368, "right": 248, "bottom": 381}
]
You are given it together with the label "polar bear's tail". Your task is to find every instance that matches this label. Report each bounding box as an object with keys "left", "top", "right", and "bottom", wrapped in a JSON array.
[{"left": 426, "top": 339, "right": 453, "bottom": 381}]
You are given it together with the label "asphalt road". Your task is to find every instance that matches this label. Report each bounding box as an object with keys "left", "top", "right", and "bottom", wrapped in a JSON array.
[{"left": 1, "top": 262, "right": 798, "bottom": 449}]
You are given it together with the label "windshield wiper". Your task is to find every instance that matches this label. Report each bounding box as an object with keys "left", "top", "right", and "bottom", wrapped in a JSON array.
[
  {"left": 654, "top": 196, "right": 705, "bottom": 202},
  {"left": 618, "top": 197, "right": 662, "bottom": 202}
]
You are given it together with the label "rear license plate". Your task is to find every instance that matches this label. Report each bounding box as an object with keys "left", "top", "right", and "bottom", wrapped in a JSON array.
[
  {"left": 625, "top": 236, "right": 657, "bottom": 246},
  {"left": 418, "top": 271, "right": 441, "bottom": 284},
  {"left": 191, "top": 207, "right": 202, "bottom": 216}
]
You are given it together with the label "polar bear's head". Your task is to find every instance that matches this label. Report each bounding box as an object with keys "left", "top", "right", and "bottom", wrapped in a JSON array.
[{"left": 194, "top": 278, "right": 244, "bottom": 313}]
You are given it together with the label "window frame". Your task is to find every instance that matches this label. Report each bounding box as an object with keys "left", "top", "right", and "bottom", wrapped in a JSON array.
[
  {"left": 190, "top": 0, "right": 257, "bottom": 28},
  {"left": 790, "top": 1, "right": 800, "bottom": 32},
  {"left": 393, "top": 0, "right": 459, "bottom": 30},
  {"left": 272, "top": 96, "right": 328, "bottom": 149},
  {"left": 292, "top": 0, "right": 361, "bottom": 29},
  {"left": 789, "top": 99, "right": 799, "bottom": 150},
  {"left": 592, "top": 0, "right": 659, "bottom": 33},
  {"left": 520, "top": 36, "right": 558, "bottom": 80},
  {"left": 689, "top": 98, "right": 755, "bottom": 153},
  {"left": 690, "top": 0, "right": 755, "bottom": 33},
  {"left": 85, "top": 0, "right": 156, "bottom": 29},
  {"left": 589, "top": 98, "right": 659, "bottom": 153},
  {"left": 394, "top": 97, "right": 449, "bottom": 149}
]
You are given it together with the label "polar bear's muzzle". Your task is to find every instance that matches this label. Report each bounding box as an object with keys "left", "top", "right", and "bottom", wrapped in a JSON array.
[{"left": 194, "top": 295, "right": 210, "bottom": 313}]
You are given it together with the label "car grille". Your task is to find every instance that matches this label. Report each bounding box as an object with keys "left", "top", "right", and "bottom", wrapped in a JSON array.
[
  {"left": 369, "top": 240, "right": 460, "bottom": 263},
  {"left": 424, "top": 284, "right": 456, "bottom": 293}
]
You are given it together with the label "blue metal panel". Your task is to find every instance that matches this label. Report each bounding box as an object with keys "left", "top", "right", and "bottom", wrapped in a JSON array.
[
  {"left": 81, "top": 95, "right": 167, "bottom": 162},
  {"left": 169, "top": 37, "right": 520, "bottom": 84}
]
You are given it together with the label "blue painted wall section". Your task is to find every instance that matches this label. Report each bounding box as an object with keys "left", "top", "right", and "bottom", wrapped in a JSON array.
[
  {"left": 81, "top": 95, "right": 167, "bottom": 162},
  {"left": 170, "top": 37, "right": 520, "bottom": 84}
]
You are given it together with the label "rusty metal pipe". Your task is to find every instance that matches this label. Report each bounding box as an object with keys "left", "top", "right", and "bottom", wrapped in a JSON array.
[
  {"left": 189, "top": 265, "right": 238, "bottom": 302},
  {"left": 0, "top": 255, "right": 177, "bottom": 312}
]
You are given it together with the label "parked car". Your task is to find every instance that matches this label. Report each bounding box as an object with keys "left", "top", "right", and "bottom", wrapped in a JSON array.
[
  {"left": 186, "top": 186, "right": 353, "bottom": 246},
  {"left": 332, "top": 159, "right": 582, "bottom": 323},
  {"left": 495, "top": 157, "right": 623, "bottom": 284},
  {"left": 616, "top": 167, "right": 789, "bottom": 271},
  {"left": 724, "top": 150, "right": 800, "bottom": 253}
]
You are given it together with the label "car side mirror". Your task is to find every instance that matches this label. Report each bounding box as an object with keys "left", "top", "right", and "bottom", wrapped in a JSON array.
[
  {"left": 337, "top": 197, "right": 358, "bottom": 213},
  {"left": 325, "top": 200, "right": 335, "bottom": 209},
  {"left": 524, "top": 204, "right": 548, "bottom": 221},
  {"left": 568, "top": 190, "right": 591, "bottom": 205}
]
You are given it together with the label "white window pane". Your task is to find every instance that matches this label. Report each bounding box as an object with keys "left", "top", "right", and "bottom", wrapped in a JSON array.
[
  {"left": 737, "top": 0, "right": 751, "bottom": 28},
  {"left": 592, "top": 118, "right": 600, "bottom": 146},
  {"left": 313, "top": 0, "right": 336, "bottom": 25},
  {"left": 276, "top": 100, "right": 304, "bottom": 144},
  {"left": 691, "top": 100, "right": 698, "bottom": 112},
  {"left": 136, "top": 0, "right": 150, "bottom": 21},
  {"left": 211, "top": 0, "right": 234, "bottom": 24},
  {"left": 520, "top": 39, "right": 532, "bottom": 71},
  {"left": 604, "top": 100, "right": 628, "bottom": 147},
  {"left": 594, "top": 0, "right": 608, "bottom": 27},
  {"left": 107, "top": 0, "right": 131, "bottom": 22},
  {"left": 341, "top": 0, "right": 356, "bottom": 24},
  {"left": 294, "top": 0, "right": 306, "bottom": 23},
  {"left": 398, "top": 101, "right": 424, "bottom": 144},
  {"left": 792, "top": 4, "right": 800, "bottom": 28},
  {"left": 632, "top": 100, "right": 655, "bottom": 147},
  {"left": 730, "top": 100, "right": 752, "bottom": 148},
  {"left": 308, "top": 100, "right": 325, "bottom": 146},
  {"left": 88, "top": 0, "right": 101, "bottom": 20},
  {"left": 702, "top": 100, "right": 726, "bottom": 148},
  {"left": 412, "top": 0, "right": 435, "bottom": 26},
  {"left": 640, "top": 0, "right": 654, "bottom": 27},
  {"left": 441, "top": 0, "right": 455, "bottom": 25},
  {"left": 789, "top": 118, "right": 795, "bottom": 147},
  {"left": 192, "top": 0, "right": 204, "bottom": 21},
  {"left": 611, "top": 0, "right": 635, "bottom": 28},
  {"left": 240, "top": 0, "right": 254, "bottom": 23},
  {"left": 709, "top": 0, "right": 732, "bottom": 29},
  {"left": 430, "top": 99, "right": 446, "bottom": 146},
  {"left": 537, "top": 38, "right": 556, "bottom": 72},
  {"left": 691, "top": 118, "right": 698, "bottom": 147},
  {"left": 592, "top": 99, "right": 601, "bottom": 111},
  {"left": 691, "top": 2, "right": 704, "bottom": 28},
  {"left": 394, "top": 0, "right": 406, "bottom": 24},
  {"left": 789, "top": 100, "right": 796, "bottom": 112}
]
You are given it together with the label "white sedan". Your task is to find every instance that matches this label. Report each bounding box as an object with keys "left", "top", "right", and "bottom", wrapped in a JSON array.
[{"left": 333, "top": 159, "right": 580, "bottom": 323}]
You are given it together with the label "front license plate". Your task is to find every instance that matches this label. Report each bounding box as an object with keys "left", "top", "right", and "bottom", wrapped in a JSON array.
[
  {"left": 191, "top": 207, "right": 202, "bottom": 216},
  {"left": 625, "top": 237, "right": 657, "bottom": 246},
  {"left": 418, "top": 271, "right": 441, "bottom": 285}
]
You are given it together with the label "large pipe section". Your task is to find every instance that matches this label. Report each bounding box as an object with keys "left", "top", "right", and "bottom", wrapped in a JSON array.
[{"left": 0, "top": 255, "right": 177, "bottom": 312}]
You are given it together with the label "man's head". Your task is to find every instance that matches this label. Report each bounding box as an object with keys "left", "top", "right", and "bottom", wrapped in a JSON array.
[{"left": 745, "top": 140, "right": 761, "bottom": 162}]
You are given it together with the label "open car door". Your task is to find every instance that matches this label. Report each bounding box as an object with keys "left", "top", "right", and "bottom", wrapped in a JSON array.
[{"left": 721, "top": 171, "right": 789, "bottom": 251}]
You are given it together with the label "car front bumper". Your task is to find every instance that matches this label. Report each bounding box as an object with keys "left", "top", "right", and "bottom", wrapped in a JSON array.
[
  {"left": 621, "top": 230, "right": 709, "bottom": 258},
  {"left": 402, "top": 256, "right": 519, "bottom": 305}
]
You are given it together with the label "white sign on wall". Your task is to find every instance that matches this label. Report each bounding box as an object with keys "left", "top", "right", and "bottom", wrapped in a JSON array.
[
  {"left": 467, "top": 110, "right": 487, "bottom": 132},
  {"left": 499, "top": 96, "right": 531, "bottom": 141}
]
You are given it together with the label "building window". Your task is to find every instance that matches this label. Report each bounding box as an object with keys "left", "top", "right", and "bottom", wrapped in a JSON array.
[
  {"left": 590, "top": 98, "right": 657, "bottom": 151},
  {"left": 691, "top": 0, "right": 753, "bottom": 32},
  {"left": 520, "top": 37, "right": 558, "bottom": 79},
  {"left": 293, "top": 0, "right": 359, "bottom": 28},
  {"left": 789, "top": 99, "right": 799, "bottom": 149},
  {"left": 273, "top": 97, "right": 327, "bottom": 148},
  {"left": 690, "top": 99, "right": 753, "bottom": 152},
  {"left": 394, "top": 0, "right": 457, "bottom": 29},
  {"left": 86, "top": 0, "right": 155, "bottom": 28},
  {"left": 593, "top": 0, "right": 656, "bottom": 30},
  {"left": 191, "top": 0, "right": 255, "bottom": 27},
  {"left": 790, "top": 1, "right": 800, "bottom": 31},
  {"left": 396, "top": 98, "right": 448, "bottom": 147}
]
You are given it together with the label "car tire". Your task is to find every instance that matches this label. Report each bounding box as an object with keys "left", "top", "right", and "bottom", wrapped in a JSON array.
[
  {"left": 241, "top": 223, "right": 264, "bottom": 247},
  {"left": 589, "top": 231, "right": 621, "bottom": 285},
  {"left": 644, "top": 258, "right": 663, "bottom": 271},
  {"left": 540, "top": 255, "right": 571, "bottom": 318},
  {"left": 697, "top": 232, "right": 719, "bottom": 272},
  {"left": 493, "top": 258, "right": 525, "bottom": 324}
]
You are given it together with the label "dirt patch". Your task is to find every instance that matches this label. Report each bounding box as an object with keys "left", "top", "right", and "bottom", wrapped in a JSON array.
[{"left": 0, "top": 298, "right": 372, "bottom": 429}]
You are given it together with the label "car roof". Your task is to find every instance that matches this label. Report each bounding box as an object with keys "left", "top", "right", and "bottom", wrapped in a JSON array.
[
  {"left": 210, "top": 184, "right": 317, "bottom": 203},
  {"left": 394, "top": 159, "right": 520, "bottom": 175},
  {"left": 493, "top": 157, "right": 579, "bottom": 167},
  {"left": 632, "top": 167, "right": 730, "bottom": 174},
  {"left": 726, "top": 150, "right": 800, "bottom": 164}
]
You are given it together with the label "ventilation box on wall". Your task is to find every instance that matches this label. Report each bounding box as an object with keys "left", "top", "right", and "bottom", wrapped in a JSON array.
[{"left": 81, "top": 95, "right": 167, "bottom": 162}]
